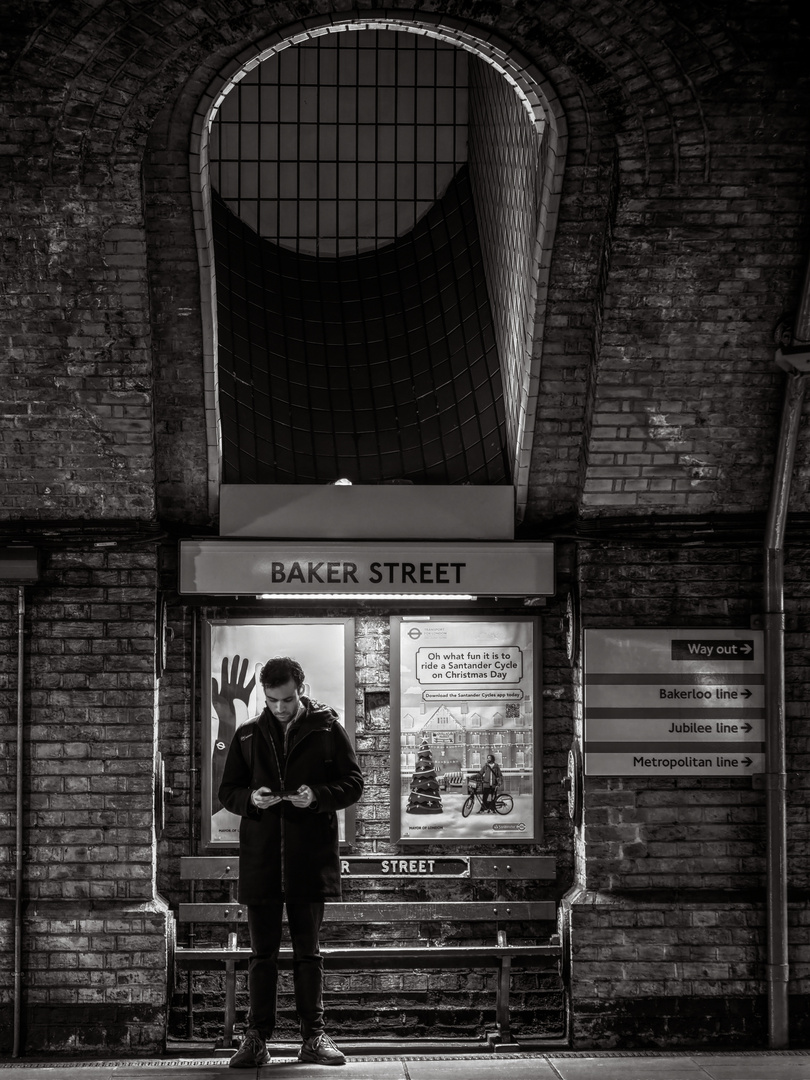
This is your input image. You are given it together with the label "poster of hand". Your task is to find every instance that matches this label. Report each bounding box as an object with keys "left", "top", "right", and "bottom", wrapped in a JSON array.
[
  {"left": 211, "top": 654, "right": 257, "bottom": 817},
  {"left": 201, "top": 618, "right": 354, "bottom": 848}
]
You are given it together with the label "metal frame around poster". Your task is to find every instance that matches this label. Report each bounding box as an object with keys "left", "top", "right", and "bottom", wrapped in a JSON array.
[
  {"left": 390, "top": 615, "right": 542, "bottom": 845},
  {"left": 201, "top": 617, "right": 355, "bottom": 850}
]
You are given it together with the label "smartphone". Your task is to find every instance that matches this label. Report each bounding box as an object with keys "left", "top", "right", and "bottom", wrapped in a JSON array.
[{"left": 272, "top": 789, "right": 300, "bottom": 798}]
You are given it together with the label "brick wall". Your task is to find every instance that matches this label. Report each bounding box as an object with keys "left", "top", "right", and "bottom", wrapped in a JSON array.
[
  {"left": 0, "top": 163, "right": 157, "bottom": 518},
  {"left": 578, "top": 55, "right": 810, "bottom": 516},
  {"left": 564, "top": 540, "right": 810, "bottom": 1046},
  {"left": 144, "top": 112, "right": 213, "bottom": 528},
  {"left": 0, "top": 551, "right": 172, "bottom": 1053},
  {"left": 567, "top": 892, "right": 772, "bottom": 1046}
]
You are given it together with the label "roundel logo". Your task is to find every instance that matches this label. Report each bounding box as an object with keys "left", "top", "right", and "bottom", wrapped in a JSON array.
[
  {"left": 407, "top": 627, "right": 422, "bottom": 639},
  {"left": 215, "top": 741, "right": 226, "bottom": 751}
]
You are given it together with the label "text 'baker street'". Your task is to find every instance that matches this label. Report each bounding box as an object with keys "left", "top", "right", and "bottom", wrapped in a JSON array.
[{"left": 268, "top": 561, "right": 467, "bottom": 584}]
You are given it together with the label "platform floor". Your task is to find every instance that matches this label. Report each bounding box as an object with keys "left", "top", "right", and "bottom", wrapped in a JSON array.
[{"left": 2, "top": 1052, "right": 810, "bottom": 1080}]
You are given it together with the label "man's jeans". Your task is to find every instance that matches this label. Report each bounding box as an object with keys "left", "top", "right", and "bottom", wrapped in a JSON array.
[{"left": 246, "top": 901, "right": 325, "bottom": 1039}]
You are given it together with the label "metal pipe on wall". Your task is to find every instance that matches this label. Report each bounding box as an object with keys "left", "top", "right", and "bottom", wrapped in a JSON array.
[
  {"left": 764, "top": 261, "right": 810, "bottom": 1047},
  {"left": 763, "top": 375, "right": 805, "bottom": 1048},
  {"left": 12, "top": 586, "right": 25, "bottom": 1058},
  {"left": 186, "top": 609, "right": 199, "bottom": 1039}
]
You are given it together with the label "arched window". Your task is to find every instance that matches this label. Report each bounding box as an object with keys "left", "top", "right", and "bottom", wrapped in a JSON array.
[{"left": 191, "top": 18, "right": 565, "bottom": 514}]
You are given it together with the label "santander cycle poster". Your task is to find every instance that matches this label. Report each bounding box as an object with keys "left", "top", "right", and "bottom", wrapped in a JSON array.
[{"left": 391, "top": 617, "right": 540, "bottom": 844}]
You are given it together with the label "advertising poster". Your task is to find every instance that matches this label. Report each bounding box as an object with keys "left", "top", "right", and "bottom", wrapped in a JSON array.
[
  {"left": 390, "top": 616, "right": 540, "bottom": 844},
  {"left": 201, "top": 618, "right": 355, "bottom": 849}
]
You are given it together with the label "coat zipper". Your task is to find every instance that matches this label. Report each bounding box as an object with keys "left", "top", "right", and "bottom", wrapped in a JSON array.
[
  {"left": 281, "top": 723, "right": 291, "bottom": 895},
  {"left": 265, "top": 728, "right": 286, "bottom": 893},
  {"left": 267, "top": 704, "right": 326, "bottom": 895},
  {"left": 276, "top": 704, "right": 316, "bottom": 895}
]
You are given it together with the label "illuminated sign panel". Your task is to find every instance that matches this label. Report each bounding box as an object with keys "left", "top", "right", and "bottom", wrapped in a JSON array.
[
  {"left": 584, "top": 628, "right": 765, "bottom": 776},
  {"left": 179, "top": 540, "right": 555, "bottom": 597}
]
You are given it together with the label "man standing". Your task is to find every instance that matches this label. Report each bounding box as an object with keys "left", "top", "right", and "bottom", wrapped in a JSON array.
[
  {"left": 479, "top": 753, "right": 502, "bottom": 813},
  {"left": 218, "top": 656, "right": 363, "bottom": 1067}
]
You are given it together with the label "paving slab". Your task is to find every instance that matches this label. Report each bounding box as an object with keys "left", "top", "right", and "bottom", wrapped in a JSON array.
[
  {"left": 406, "top": 1056, "right": 560, "bottom": 1080},
  {"left": 263, "top": 1061, "right": 406, "bottom": 1079},
  {"left": 549, "top": 1056, "right": 710, "bottom": 1080},
  {"left": 691, "top": 1060, "right": 810, "bottom": 1080}
]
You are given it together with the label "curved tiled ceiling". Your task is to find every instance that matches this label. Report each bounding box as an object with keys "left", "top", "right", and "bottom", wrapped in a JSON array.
[
  {"left": 206, "top": 24, "right": 552, "bottom": 489},
  {"left": 209, "top": 30, "right": 468, "bottom": 257},
  {"left": 213, "top": 169, "right": 508, "bottom": 485}
]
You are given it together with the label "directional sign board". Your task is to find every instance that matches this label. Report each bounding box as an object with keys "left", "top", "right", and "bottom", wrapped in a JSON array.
[{"left": 584, "top": 629, "right": 765, "bottom": 776}]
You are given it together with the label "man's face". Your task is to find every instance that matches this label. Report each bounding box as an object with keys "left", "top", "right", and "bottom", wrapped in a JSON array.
[{"left": 263, "top": 678, "right": 302, "bottom": 722}]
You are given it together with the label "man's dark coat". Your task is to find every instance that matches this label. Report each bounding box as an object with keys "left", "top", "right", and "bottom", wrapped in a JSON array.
[{"left": 218, "top": 697, "right": 363, "bottom": 904}]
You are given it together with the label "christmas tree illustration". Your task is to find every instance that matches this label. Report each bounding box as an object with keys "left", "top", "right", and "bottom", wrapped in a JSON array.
[{"left": 405, "top": 738, "right": 443, "bottom": 814}]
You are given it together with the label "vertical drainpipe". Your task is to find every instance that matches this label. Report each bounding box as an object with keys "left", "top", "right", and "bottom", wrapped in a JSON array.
[
  {"left": 186, "top": 609, "right": 199, "bottom": 1038},
  {"left": 765, "top": 268, "right": 810, "bottom": 1049},
  {"left": 12, "top": 586, "right": 25, "bottom": 1058}
]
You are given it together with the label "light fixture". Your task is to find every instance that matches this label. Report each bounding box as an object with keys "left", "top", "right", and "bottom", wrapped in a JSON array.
[
  {"left": 330, "top": 478, "right": 353, "bottom": 485},
  {"left": 256, "top": 593, "right": 477, "bottom": 601}
]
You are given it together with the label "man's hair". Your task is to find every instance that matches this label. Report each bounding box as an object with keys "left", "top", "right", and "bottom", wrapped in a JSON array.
[
  {"left": 260, "top": 656, "right": 305, "bottom": 691},
  {"left": 486, "top": 753, "right": 495, "bottom": 762}
]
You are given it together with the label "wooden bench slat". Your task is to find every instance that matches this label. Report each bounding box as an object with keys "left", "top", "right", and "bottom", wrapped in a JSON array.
[
  {"left": 467, "top": 856, "right": 555, "bottom": 880},
  {"left": 181, "top": 857, "right": 240, "bottom": 880},
  {"left": 178, "top": 900, "right": 557, "bottom": 922},
  {"left": 176, "top": 943, "right": 561, "bottom": 966}
]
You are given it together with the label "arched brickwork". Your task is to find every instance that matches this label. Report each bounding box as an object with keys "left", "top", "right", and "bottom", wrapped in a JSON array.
[
  {"left": 9, "top": 0, "right": 722, "bottom": 188},
  {"left": 183, "top": 14, "right": 569, "bottom": 518},
  {"left": 4, "top": 0, "right": 778, "bottom": 526},
  {"left": 138, "top": 0, "right": 722, "bottom": 525}
]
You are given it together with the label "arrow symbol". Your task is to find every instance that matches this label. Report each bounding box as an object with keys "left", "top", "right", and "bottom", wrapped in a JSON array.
[
  {"left": 740, "top": 644, "right": 753, "bottom": 655},
  {"left": 741, "top": 757, "right": 753, "bottom": 767},
  {"left": 740, "top": 723, "right": 752, "bottom": 733},
  {"left": 740, "top": 688, "right": 752, "bottom": 699}
]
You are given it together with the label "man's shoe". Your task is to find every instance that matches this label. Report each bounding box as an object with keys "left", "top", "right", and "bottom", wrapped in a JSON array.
[
  {"left": 229, "top": 1028, "right": 270, "bottom": 1068},
  {"left": 298, "top": 1032, "right": 346, "bottom": 1066}
]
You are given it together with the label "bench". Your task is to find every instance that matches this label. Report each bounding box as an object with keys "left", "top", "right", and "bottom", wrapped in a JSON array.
[{"left": 174, "top": 853, "right": 562, "bottom": 1051}]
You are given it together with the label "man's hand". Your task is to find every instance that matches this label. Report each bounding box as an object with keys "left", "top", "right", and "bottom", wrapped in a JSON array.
[
  {"left": 286, "top": 785, "right": 315, "bottom": 808},
  {"left": 251, "top": 786, "right": 283, "bottom": 810}
]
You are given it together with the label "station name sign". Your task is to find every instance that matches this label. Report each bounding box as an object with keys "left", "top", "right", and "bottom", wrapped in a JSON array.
[
  {"left": 340, "top": 856, "right": 470, "bottom": 877},
  {"left": 179, "top": 540, "right": 555, "bottom": 597}
]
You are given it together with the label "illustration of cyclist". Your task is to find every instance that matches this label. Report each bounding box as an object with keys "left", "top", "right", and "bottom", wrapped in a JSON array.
[{"left": 480, "top": 753, "right": 502, "bottom": 813}]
